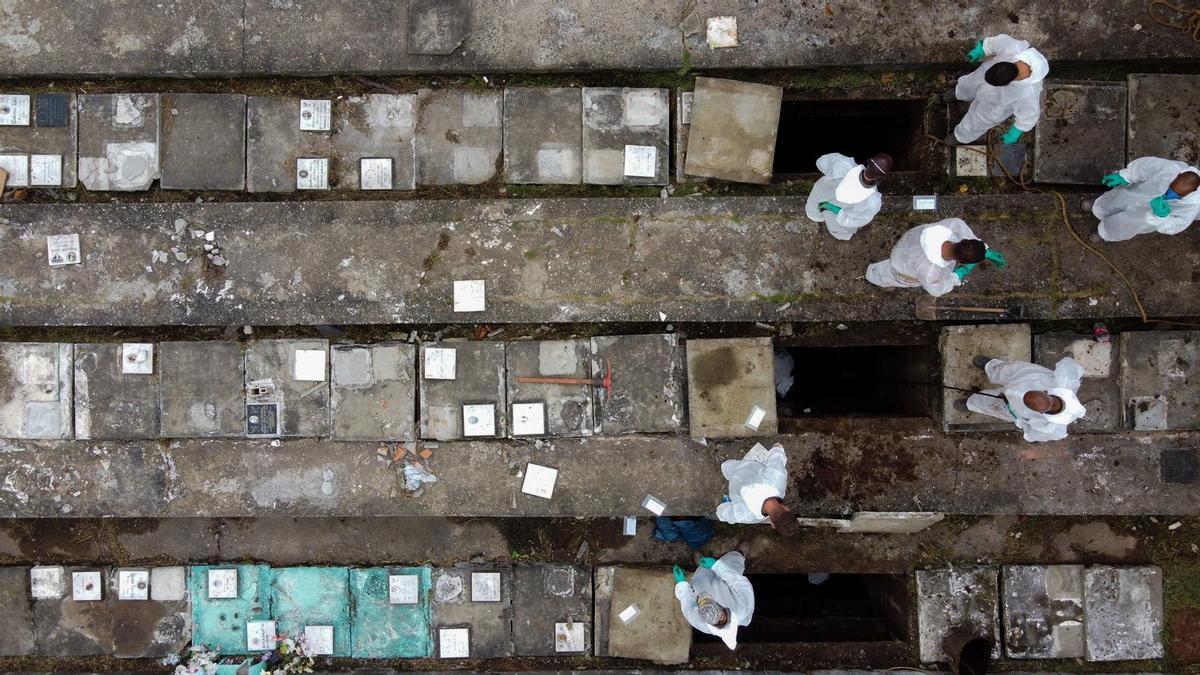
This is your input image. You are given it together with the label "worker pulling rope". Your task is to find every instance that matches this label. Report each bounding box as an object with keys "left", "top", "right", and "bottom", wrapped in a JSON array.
[{"left": 1148, "top": 0, "right": 1200, "bottom": 42}]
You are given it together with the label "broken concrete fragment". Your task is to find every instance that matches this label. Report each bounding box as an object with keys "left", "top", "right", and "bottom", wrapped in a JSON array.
[
  {"left": 1084, "top": 565, "right": 1163, "bottom": 661},
  {"left": 77, "top": 94, "right": 160, "bottom": 191},
  {"left": 0, "top": 342, "right": 73, "bottom": 439},
  {"left": 916, "top": 566, "right": 1001, "bottom": 663},
  {"left": 407, "top": 0, "right": 471, "bottom": 55}
]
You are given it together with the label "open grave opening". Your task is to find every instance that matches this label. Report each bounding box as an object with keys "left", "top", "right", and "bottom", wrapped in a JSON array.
[
  {"left": 776, "top": 345, "right": 934, "bottom": 418},
  {"left": 773, "top": 98, "right": 926, "bottom": 176}
]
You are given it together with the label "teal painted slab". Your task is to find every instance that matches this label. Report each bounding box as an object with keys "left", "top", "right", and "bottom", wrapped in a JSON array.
[
  {"left": 268, "top": 567, "right": 351, "bottom": 657},
  {"left": 190, "top": 565, "right": 272, "bottom": 656},
  {"left": 349, "top": 567, "right": 433, "bottom": 658}
]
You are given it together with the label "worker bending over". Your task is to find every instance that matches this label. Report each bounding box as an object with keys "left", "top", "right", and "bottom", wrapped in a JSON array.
[
  {"left": 804, "top": 152, "right": 892, "bottom": 240},
  {"left": 952, "top": 34, "right": 1048, "bottom": 145},
  {"left": 1091, "top": 157, "right": 1200, "bottom": 241},
  {"left": 673, "top": 549, "right": 755, "bottom": 649},
  {"left": 716, "top": 443, "right": 800, "bottom": 535},
  {"left": 959, "top": 356, "right": 1086, "bottom": 442},
  {"left": 865, "top": 218, "right": 1005, "bottom": 297}
]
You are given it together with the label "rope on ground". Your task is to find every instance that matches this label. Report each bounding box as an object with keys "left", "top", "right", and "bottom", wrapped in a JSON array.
[{"left": 1147, "top": 0, "right": 1200, "bottom": 42}]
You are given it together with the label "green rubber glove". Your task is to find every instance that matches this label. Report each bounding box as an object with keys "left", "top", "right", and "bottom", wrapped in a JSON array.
[
  {"left": 819, "top": 201, "right": 842, "bottom": 214},
  {"left": 954, "top": 263, "right": 978, "bottom": 280},
  {"left": 1150, "top": 195, "right": 1171, "bottom": 218},
  {"left": 967, "top": 40, "right": 986, "bottom": 63},
  {"left": 1001, "top": 125, "right": 1023, "bottom": 145},
  {"left": 673, "top": 565, "right": 686, "bottom": 583},
  {"left": 984, "top": 249, "right": 1007, "bottom": 269},
  {"left": 699, "top": 556, "right": 717, "bottom": 569},
  {"left": 1101, "top": 172, "right": 1129, "bottom": 188}
]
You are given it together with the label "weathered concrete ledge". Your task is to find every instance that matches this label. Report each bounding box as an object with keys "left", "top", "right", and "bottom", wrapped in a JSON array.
[
  {"left": 1, "top": 1, "right": 1195, "bottom": 78},
  {"left": 2, "top": 195, "right": 1193, "bottom": 326},
  {"left": 2, "top": 420, "right": 1196, "bottom": 517}
]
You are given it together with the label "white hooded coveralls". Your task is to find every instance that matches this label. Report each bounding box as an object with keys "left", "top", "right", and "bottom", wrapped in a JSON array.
[
  {"left": 966, "top": 357, "right": 1086, "bottom": 442},
  {"left": 1094, "top": 157, "right": 1200, "bottom": 241},
  {"left": 804, "top": 153, "right": 883, "bottom": 240},
  {"left": 865, "top": 218, "right": 978, "bottom": 297},
  {"left": 674, "top": 551, "right": 755, "bottom": 649},
  {"left": 715, "top": 444, "right": 787, "bottom": 525},
  {"left": 953, "top": 34, "right": 1049, "bottom": 144}
]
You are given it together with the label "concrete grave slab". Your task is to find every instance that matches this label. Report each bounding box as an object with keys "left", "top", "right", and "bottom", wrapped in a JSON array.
[
  {"left": 333, "top": 94, "right": 417, "bottom": 191},
  {"left": 416, "top": 89, "right": 502, "bottom": 185},
  {"left": 407, "top": 0, "right": 470, "bottom": 55},
  {"left": 108, "top": 569, "right": 191, "bottom": 659},
  {"left": 349, "top": 567, "right": 433, "bottom": 658},
  {"left": 505, "top": 340, "right": 593, "bottom": 438},
  {"left": 594, "top": 566, "right": 689, "bottom": 664},
  {"left": 430, "top": 564, "right": 513, "bottom": 658},
  {"left": 77, "top": 93, "right": 160, "bottom": 191},
  {"left": 590, "top": 334, "right": 685, "bottom": 435},
  {"left": 190, "top": 564, "right": 271, "bottom": 656},
  {"left": 1001, "top": 565, "right": 1086, "bottom": 659},
  {"left": 269, "top": 567, "right": 351, "bottom": 657},
  {"left": 246, "top": 96, "right": 334, "bottom": 192},
  {"left": 673, "top": 89, "right": 701, "bottom": 183},
  {"left": 73, "top": 343, "right": 160, "bottom": 440},
  {"left": 245, "top": 339, "right": 330, "bottom": 438},
  {"left": 33, "top": 566, "right": 112, "bottom": 656},
  {"left": 0, "top": 92, "right": 78, "bottom": 188},
  {"left": 419, "top": 341, "right": 506, "bottom": 441},
  {"left": 0, "top": 567, "right": 36, "bottom": 656},
  {"left": 1128, "top": 74, "right": 1200, "bottom": 164},
  {"left": 331, "top": 342, "right": 416, "bottom": 441},
  {"left": 1034, "top": 83, "right": 1127, "bottom": 185},
  {"left": 839, "top": 512, "right": 946, "bottom": 534},
  {"left": 159, "top": 93, "right": 247, "bottom": 191},
  {"left": 1084, "top": 565, "right": 1163, "bottom": 661},
  {"left": 159, "top": 341, "right": 244, "bottom": 438},
  {"left": 582, "top": 88, "right": 669, "bottom": 185},
  {"left": 916, "top": 566, "right": 1001, "bottom": 663},
  {"left": 684, "top": 77, "right": 782, "bottom": 184},
  {"left": 503, "top": 88, "right": 582, "bottom": 184},
  {"left": 940, "top": 324, "right": 1032, "bottom": 432},
  {"left": 0, "top": 342, "right": 73, "bottom": 439},
  {"left": 1034, "top": 332, "right": 1120, "bottom": 432},
  {"left": 512, "top": 563, "right": 592, "bottom": 656},
  {"left": 1120, "top": 331, "right": 1199, "bottom": 430},
  {"left": 686, "top": 337, "right": 777, "bottom": 439}
]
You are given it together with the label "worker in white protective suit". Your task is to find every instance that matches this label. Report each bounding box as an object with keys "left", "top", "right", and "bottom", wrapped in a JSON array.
[
  {"left": 1090, "top": 157, "right": 1200, "bottom": 241},
  {"left": 673, "top": 550, "right": 755, "bottom": 649},
  {"left": 804, "top": 152, "right": 893, "bottom": 240},
  {"left": 715, "top": 443, "right": 800, "bottom": 535},
  {"left": 952, "top": 34, "right": 1049, "bottom": 145},
  {"left": 865, "top": 218, "right": 1006, "bottom": 297},
  {"left": 958, "top": 355, "right": 1086, "bottom": 442}
]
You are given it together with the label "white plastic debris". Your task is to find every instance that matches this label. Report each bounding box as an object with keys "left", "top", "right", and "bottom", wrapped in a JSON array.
[
  {"left": 706, "top": 16, "right": 738, "bottom": 48},
  {"left": 403, "top": 464, "right": 439, "bottom": 492}
]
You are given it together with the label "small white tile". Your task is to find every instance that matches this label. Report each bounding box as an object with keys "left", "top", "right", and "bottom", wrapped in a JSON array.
[
  {"left": 512, "top": 402, "right": 546, "bottom": 436},
  {"left": 46, "top": 233, "right": 81, "bottom": 267},
  {"left": 623, "top": 145, "right": 657, "bottom": 178},
  {"left": 453, "top": 279, "right": 486, "bottom": 312},
  {"left": 522, "top": 462, "right": 558, "bottom": 499},
  {"left": 554, "top": 621, "right": 586, "bottom": 652},
  {"left": 360, "top": 157, "right": 393, "bottom": 190},
  {"left": 706, "top": 16, "right": 738, "bottom": 48},
  {"left": 304, "top": 625, "right": 334, "bottom": 655},
  {"left": 296, "top": 157, "right": 329, "bottom": 190},
  {"left": 913, "top": 195, "right": 938, "bottom": 211},
  {"left": 463, "top": 403, "right": 496, "bottom": 437},
  {"left": 619, "top": 604, "right": 641, "bottom": 624},
  {"left": 30, "top": 566, "right": 65, "bottom": 599},
  {"left": 118, "top": 569, "right": 150, "bottom": 600},
  {"left": 299, "top": 99, "right": 332, "bottom": 131},
  {"left": 247, "top": 620, "right": 276, "bottom": 651},
  {"left": 622, "top": 516, "right": 637, "bottom": 536},
  {"left": 0, "top": 154, "right": 29, "bottom": 187},
  {"left": 0, "top": 94, "right": 31, "bottom": 126},
  {"left": 389, "top": 574, "right": 420, "bottom": 604},
  {"left": 641, "top": 494, "right": 666, "bottom": 515},
  {"left": 150, "top": 567, "right": 187, "bottom": 602},
  {"left": 745, "top": 405, "right": 766, "bottom": 430},
  {"left": 294, "top": 348, "right": 327, "bottom": 381},
  {"left": 122, "top": 343, "right": 154, "bottom": 374},
  {"left": 423, "top": 347, "right": 457, "bottom": 380},
  {"left": 29, "top": 154, "right": 63, "bottom": 186},
  {"left": 72, "top": 570, "right": 103, "bottom": 601},
  {"left": 471, "top": 572, "right": 501, "bottom": 602},
  {"left": 955, "top": 145, "right": 988, "bottom": 177},
  {"left": 208, "top": 568, "right": 238, "bottom": 599},
  {"left": 439, "top": 627, "right": 470, "bottom": 658}
]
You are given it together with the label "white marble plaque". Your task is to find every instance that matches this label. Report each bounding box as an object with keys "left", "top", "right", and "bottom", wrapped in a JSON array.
[
  {"left": 122, "top": 343, "right": 154, "bottom": 375},
  {"left": 247, "top": 620, "right": 276, "bottom": 651},
  {"left": 30, "top": 154, "right": 63, "bottom": 186},
  {"left": 299, "top": 99, "right": 332, "bottom": 131},
  {"left": 0, "top": 94, "right": 31, "bottom": 126},
  {"left": 463, "top": 403, "right": 496, "bottom": 436},
  {"left": 512, "top": 402, "right": 546, "bottom": 436},
  {"left": 453, "top": 279, "right": 486, "bottom": 312},
  {"left": 30, "top": 566, "right": 65, "bottom": 599},
  {"left": 208, "top": 568, "right": 238, "bottom": 599},
  {"left": 623, "top": 145, "right": 657, "bottom": 178},
  {"left": 439, "top": 627, "right": 469, "bottom": 658},
  {"left": 0, "top": 154, "right": 29, "bottom": 187},
  {"left": 706, "top": 16, "right": 738, "bottom": 48},
  {"left": 471, "top": 572, "right": 501, "bottom": 602},
  {"left": 46, "top": 233, "right": 81, "bottom": 267},
  {"left": 360, "top": 157, "right": 394, "bottom": 190},
  {"left": 521, "top": 462, "right": 558, "bottom": 499},
  {"left": 294, "top": 348, "right": 327, "bottom": 381},
  {"left": 641, "top": 494, "right": 666, "bottom": 515},
  {"left": 304, "top": 625, "right": 334, "bottom": 655},
  {"left": 296, "top": 157, "right": 329, "bottom": 190},
  {"left": 554, "top": 622, "right": 586, "bottom": 652},
  {"left": 423, "top": 347, "right": 457, "bottom": 380},
  {"left": 118, "top": 569, "right": 150, "bottom": 600},
  {"left": 389, "top": 574, "right": 420, "bottom": 604},
  {"left": 72, "top": 570, "right": 103, "bottom": 601}
]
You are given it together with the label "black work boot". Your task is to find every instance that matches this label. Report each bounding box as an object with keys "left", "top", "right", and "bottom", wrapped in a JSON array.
[
  {"left": 954, "top": 398, "right": 971, "bottom": 413},
  {"left": 972, "top": 355, "right": 995, "bottom": 369}
]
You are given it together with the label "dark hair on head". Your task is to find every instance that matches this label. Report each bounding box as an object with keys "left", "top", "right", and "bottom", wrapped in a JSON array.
[
  {"left": 772, "top": 511, "right": 802, "bottom": 537},
  {"left": 954, "top": 239, "right": 987, "bottom": 264},
  {"left": 985, "top": 62, "right": 1019, "bottom": 86}
]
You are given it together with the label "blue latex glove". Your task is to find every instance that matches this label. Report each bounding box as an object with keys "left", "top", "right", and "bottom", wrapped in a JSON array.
[
  {"left": 721, "top": 495, "right": 731, "bottom": 503},
  {"left": 984, "top": 249, "right": 1007, "bottom": 269},
  {"left": 1150, "top": 196, "right": 1171, "bottom": 218},
  {"left": 1101, "top": 172, "right": 1129, "bottom": 188},
  {"left": 1001, "top": 125, "right": 1023, "bottom": 145},
  {"left": 699, "top": 556, "right": 717, "bottom": 569},
  {"left": 967, "top": 40, "right": 986, "bottom": 63},
  {"left": 1165, "top": 187, "right": 1182, "bottom": 201},
  {"left": 954, "top": 263, "right": 978, "bottom": 280},
  {"left": 819, "top": 201, "right": 842, "bottom": 214},
  {"left": 673, "top": 565, "right": 686, "bottom": 583}
]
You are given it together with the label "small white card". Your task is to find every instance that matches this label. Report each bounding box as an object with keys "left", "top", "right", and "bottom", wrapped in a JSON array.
[
  {"left": 296, "top": 157, "right": 329, "bottom": 190},
  {"left": 389, "top": 574, "right": 420, "bottom": 604},
  {"left": 463, "top": 403, "right": 496, "bottom": 436},
  {"left": 118, "top": 569, "right": 150, "bottom": 600},
  {"left": 72, "top": 571, "right": 102, "bottom": 601},
  {"left": 30, "top": 566, "right": 65, "bottom": 599},
  {"left": 294, "top": 348, "right": 327, "bottom": 381},
  {"left": 0, "top": 94, "right": 31, "bottom": 126},
  {"left": 247, "top": 620, "right": 276, "bottom": 651},
  {"left": 641, "top": 494, "right": 666, "bottom": 515},
  {"left": 360, "top": 157, "right": 393, "bottom": 190},
  {"left": 618, "top": 604, "right": 641, "bottom": 624},
  {"left": 554, "top": 622, "right": 586, "bottom": 652},
  {"left": 745, "top": 405, "right": 767, "bottom": 430},
  {"left": 47, "top": 233, "right": 81, "bottom": 267},
  {"left": 623, "top": 145, "right": 657, "bottom": 178},
  {"left": 439, "top": 627, "right": 470, "bottom": 658},
  {"left": 512, "top": 402, "right": 546, "bottom": 436},
  {"left": 304, "top": 625, "right": 334, "bottom": 655},
  {"left": 299, "top": 99, "right": 332, "bottom": 131},
  {"left": 0, "top": 154, "right": 29, "bottom": 187},
  {"left": 522, "top": 462, "right": 558, "bottom": 499},
  {"left": 423, "top": 347, "right": 457, "bottom": 380},
  {"left": 122, "top": 343, "right": 154, "bottom": 375},
  {"left": 623, "top": 516, "right": 637, "bottom": 536},
  {"left": 913, "top": 195, "right": 938, "bottom": 211},
  {"left": 208, "top": 568, "right": 238, "bottom": 599},
  {"left": 453, "top": 279, "right": 486, "bottom": 312},
  {"left": 30, "top": 154, "right": 63, "bottom": 186},
  {"left": 471, "top": 572, "right": 501, "bottom": 602}
]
